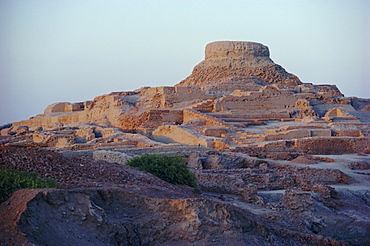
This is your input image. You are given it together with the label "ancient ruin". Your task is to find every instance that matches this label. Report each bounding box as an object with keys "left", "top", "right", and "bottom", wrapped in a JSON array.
[{"left": 1, "top": 41, "right": 369, "bottom": 245}]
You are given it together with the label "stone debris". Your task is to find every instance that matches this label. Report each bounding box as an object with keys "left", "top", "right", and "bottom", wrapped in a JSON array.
[{"left": 347, "top": 161, "right": 370, "bottom": 170}]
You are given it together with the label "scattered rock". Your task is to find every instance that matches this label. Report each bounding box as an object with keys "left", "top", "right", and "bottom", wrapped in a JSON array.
[
  {"left": 9, "top": 125, "right": 29, "bottom": 135},
  {"left": 348, "top": 161, "right": 370, "bottom": 170},
  {"left": 284, "top": 188, "right": 314, "bottom": 213},
  {"left": 363, "top": 146, "right": 370, "bottom": 154}
]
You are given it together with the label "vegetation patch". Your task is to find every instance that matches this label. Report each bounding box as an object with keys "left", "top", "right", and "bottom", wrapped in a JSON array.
[
  {"left": 126, "top": 154, "right": 198, "bottom": 190},
  {"left": 0, "top": 166, "right": 60, "bottom": 203}
]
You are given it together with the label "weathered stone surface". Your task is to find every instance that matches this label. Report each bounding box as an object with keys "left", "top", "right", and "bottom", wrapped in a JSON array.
[
  {"left": 93, "top": 150, "right": 132, "bottom": 164},
  {"left": 205, "top": 41, "right": 270, "bottom": 59},
  {"left": 9, "top": 125, "right": 29, "bottom": 134},
  {"left": 152, "top": 125, "right": 215, "bottom": 148},
  {"left": 177, "top": 41, "right": 302, "bottom": 89},
  {"left": 1, "top": 188, "right": 347, "bottom": 246},
  {"left": 330, "top": 124, "right": 364, "bottom": 137},
  {"left": 201, "top": 127, "right": 227, "bottom": 137},
  {"left": 294, "top": 137, "right": 369, "bottom": 154},
  {"left": 187, "top": 152, "right": 204, "bottom": 170},
  {"left": 0, "top": 128, "right": 13, "bottom": 136},
  {"left": 364, "top": 146, "right": 370, "bottom": 154},
  {"left": 203, "top": 155, "right": 225, "bottom": 169},
  {"left": 347, "top": 161, "right": 370, "bottom": 170},
  {"left": 44, "top": 102, "right": 83, "bottom": 114},
  {"left": 264, "top": 129, "right": 311, "bottom": 141},
  {"left": 74, "top": 128, "right": 95, "bottom": 143},
  {"left": 290, "top": 156, "right": 317, "bottom": 164},
  {"left": 284, "top": 189, "right": 314, "bottom": 213}
]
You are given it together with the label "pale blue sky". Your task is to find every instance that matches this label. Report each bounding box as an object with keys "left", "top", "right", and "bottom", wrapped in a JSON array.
[{"left": 0, "top": 0, "right": 369, "bottom": 125}]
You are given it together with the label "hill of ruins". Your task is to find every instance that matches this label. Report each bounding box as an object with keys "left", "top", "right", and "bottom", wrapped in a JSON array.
[
  {"left": 2, "top": 42, "right": 370, "bottom": 154},
  {"left": 2, "top": 41, "right": 369, "bottom": 155},
  {"left": 1, "top": 41, "right": 369, "bottom": 245}
]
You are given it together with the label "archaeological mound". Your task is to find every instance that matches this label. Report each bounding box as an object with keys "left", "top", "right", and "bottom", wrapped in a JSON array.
[{"left": 1, "top": 41, "right": 370, "bottom": 246}]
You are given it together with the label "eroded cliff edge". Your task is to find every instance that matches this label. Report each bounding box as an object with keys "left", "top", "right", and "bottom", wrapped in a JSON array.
[{"left": 2, "top": 146, "right": 368, "bottom": 245}]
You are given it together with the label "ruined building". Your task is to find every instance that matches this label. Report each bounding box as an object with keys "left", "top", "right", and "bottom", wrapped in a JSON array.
[
  {"left": 4, "top": 41, "right": 369, "bottom": 155},
  {"left": 1, "top": 41, "right": 369, "bottom": 245}
]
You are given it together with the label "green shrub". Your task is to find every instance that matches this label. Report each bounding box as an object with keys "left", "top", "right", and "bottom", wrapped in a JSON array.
[
  {"left": 126, "top": 154, "right": 198, "bottom": 190},
  {"left": 0, "top": 167, "right": 60, "bottom": 203}
]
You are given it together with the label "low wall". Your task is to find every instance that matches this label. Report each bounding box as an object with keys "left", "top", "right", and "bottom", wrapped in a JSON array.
[
  {"left": 93, "top": 150, "right": 132, "bottom": 164},
  {"left": 152, "top": 125, "right": 214, "bottom": 148},
  {"left": 294, "top": 137, "right": 369, "bottom": 154},
  {"left": 264, "top": 129, "right": 332, "bottom": 141},
  {"left": 13, "top": 112, "right": 83, "bottom": 128},
  {"left": 183, "top": 109, "right": 229, "bottom": 128},
  {"left": 260, "top": 136, "right": 369, "bottom": 154}
]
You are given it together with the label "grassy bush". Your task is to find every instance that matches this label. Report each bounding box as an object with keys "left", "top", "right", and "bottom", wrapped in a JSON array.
[
  {"left": 126, "top": 154, "right": 198, "bottom": 190},
  {"left": 0, "top": 167, "right": 60, "bottom": 203}
]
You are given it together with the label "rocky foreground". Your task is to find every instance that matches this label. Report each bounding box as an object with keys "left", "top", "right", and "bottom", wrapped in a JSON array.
[
  {"left": 1, "top": 41, "right": 369, "bottom": 245},
  {"left": 1, "top": 145, "right": 369, "bottom": 245}
]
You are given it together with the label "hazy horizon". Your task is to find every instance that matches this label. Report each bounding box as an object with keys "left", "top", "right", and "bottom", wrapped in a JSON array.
[{"left": 1, "top": 0, "right": 369, "bottom": 126}]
